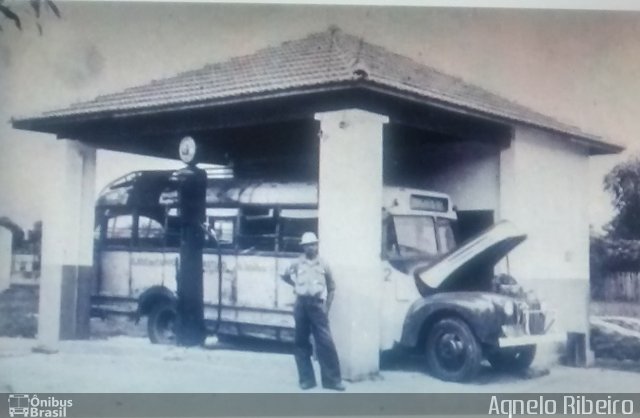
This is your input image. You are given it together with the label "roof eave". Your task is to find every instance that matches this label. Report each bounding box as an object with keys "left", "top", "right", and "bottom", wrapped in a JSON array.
[
  {"left": 10, "top": 82, "right": 357, "bottom": 134},
  {"left": 12, "top": 80, "right": 624, "bottom": 156},
  {"left": 357, "top": 82, "right": 624, "bottom": 157}
]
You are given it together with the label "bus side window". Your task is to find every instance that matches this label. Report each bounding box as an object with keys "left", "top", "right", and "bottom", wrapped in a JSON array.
[
  {"left": 205, "top": 208, "right": 238, "bottom": 249},
  {"left": 137, "top": 216, "right": 165, "bottom": 248},
  {"left": 239, "top": 207, "right": 277, "bottom": 252},
  {"left": 279, "top": 209, "right": 318, "bottom": 253},
  {"left": 104, "top": 214, "right": 134, "bottom": 247}
]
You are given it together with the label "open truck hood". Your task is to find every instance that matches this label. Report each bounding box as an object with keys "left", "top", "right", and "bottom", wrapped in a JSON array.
[{"left": 416, "top": 220, "right": 526, "bottom": 291}]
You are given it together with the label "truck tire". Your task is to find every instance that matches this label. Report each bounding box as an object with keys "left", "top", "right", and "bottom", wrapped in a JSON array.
[
  {"left": 425, "top": 317, "right": 482, "bottom": 382},
  {"left": 147, "top": 301, "right": 177, "bottom": 345},
  {"left": 487, "top": 345, "right": 536, "bottom": 372}
]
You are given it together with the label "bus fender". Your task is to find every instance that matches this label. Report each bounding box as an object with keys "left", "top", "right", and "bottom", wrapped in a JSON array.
[
  {"left": 136, "top": 286, "right": 177, "bottom": 323},
  {"left": 399, "top": 292, "right": 505, "bottom": 348}
]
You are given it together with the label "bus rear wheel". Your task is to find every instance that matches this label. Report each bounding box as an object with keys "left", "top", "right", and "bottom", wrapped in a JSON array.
[
  {"left": 147, "top": 302, "right": 177, "bottom": 345},
  {"left": 425, "top": 317, "right": 482, "bottom": 382}
]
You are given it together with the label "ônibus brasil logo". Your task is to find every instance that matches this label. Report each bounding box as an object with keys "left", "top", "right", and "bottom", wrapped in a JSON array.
[{"left": 7, "top": 394, "right": 73, "bottom": 417}]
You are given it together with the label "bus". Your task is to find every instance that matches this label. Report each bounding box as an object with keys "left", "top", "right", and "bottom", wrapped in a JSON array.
[
  {"left": 93, "top": 169, "right": 560, "bottom": 381},
  {"left": 8, "top": 394, "right": 29, "bottom": 417}
]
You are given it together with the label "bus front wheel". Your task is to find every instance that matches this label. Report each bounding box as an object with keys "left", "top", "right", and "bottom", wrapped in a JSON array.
[{"left": 147, "top": 302, "right": 177, "bottom": 345}]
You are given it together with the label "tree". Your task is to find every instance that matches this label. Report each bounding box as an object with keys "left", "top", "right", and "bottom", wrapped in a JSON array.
[
  {"left": 0, "top": 0, "right": 60, "bottom": 34},
  {"left": 604, "top": 155, "right": 640, "bottom": 239}
]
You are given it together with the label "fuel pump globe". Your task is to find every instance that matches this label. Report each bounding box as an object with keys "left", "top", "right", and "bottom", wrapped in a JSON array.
[{"left": 179, "top": 136, "right": 197, "bottom": 164}]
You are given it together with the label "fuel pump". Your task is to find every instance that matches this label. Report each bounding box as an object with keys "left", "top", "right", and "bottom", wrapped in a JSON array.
[{"left": 174, "top": 136, "right": 207, "bottom": 346}]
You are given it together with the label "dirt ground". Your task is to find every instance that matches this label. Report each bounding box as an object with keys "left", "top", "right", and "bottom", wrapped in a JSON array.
[{"left": 0, "top": 335, "right": 639, "bottom": 393}]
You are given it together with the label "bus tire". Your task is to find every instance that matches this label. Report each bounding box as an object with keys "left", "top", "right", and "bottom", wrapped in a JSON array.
[
  {"left": 487, "top": 345, "right": 536, "bottom": 372},
  {"left": 147, "top": 301, "right": 177, "bottom": 345},
  {"left": 425, "top": 317, "right": 482, "bottom": 382}
]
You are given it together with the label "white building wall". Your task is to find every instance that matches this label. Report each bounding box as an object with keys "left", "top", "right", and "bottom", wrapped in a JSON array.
[
  {"left": 500, "top": 126, "right": 590, "bottom": 337},
  {"left": 422, "top": 148, "right": 500, "bottom": 211},
  {"left": 0, "top": 227, "right": 11, "bottom": 292}
]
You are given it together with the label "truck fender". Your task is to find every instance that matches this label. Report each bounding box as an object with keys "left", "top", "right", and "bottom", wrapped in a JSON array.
[
  {"left": 136, "top": 286, "right": 176, "bottom": 322},
  {"left": 400, "top": 292, "right": 505, "bottom": 348}
]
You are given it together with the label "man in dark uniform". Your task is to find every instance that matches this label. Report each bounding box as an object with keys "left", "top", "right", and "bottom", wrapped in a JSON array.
[{"left": 281, "top": 232, "right": 345, "bottom": 391}]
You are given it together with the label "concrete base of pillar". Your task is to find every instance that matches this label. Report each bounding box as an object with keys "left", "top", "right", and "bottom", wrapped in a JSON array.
[
  {"left": 60, "top": 265, "right": 93, "bottom": 340},
  {"left": 38, "top": 265, "right": 93, "bottom": 345}
]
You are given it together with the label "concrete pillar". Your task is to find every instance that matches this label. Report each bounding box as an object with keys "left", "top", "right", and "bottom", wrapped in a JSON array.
[
  {"left": 315, "top": 109, "right": 388, "bottom": 381},
  {"left": 0, "top": 226, "right": 11, "bottom": 292},
  {"left": 38, "top": 140, "right": 96, "bottom": 346}
]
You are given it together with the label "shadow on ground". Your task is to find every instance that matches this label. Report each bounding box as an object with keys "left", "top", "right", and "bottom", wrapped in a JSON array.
[
  {"left": 203, "top": 335, "right": 294, "bottom": 355},
  {"left": 379, "top": 348, "right": 550, "bottom": 384}
]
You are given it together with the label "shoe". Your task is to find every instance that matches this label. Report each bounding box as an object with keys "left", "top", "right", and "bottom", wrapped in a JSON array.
[
  {"left": 299, "top": 381, "right": 317, "bottom": 390},
  {"left": 323, "top": 382, "right": 346, "bottom": 391}
]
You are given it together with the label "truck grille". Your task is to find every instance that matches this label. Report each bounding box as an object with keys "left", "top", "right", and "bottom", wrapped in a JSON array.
[{"left": 524, "top": 310, "right": 545, "bottom": 335}]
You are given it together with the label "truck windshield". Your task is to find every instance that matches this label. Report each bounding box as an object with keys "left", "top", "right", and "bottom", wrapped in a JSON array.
[
  {"left": 387, "top": 216, "right": 438, "bottom": 258},
  {"left": 386, "top": 216, "right": 456, "bottom": 258}
]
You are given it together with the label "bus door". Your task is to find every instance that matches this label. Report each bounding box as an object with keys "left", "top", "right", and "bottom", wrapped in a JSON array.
[
  {"left": 203, "top": 208, "right": 238, "bottom": 309},
  {"left": 129, "top": 211, "right": 176, "bottom": 297},
  {"left": 97, "top": 212, "right": 135, "bottom": 298},
  {"left": 234, "top": 207, "right": 279, "bottom": 318}
]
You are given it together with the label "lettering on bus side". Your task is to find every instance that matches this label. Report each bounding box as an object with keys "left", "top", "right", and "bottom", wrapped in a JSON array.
[{"left": 129, "top": 253, "right": 276, "bottom": 275}]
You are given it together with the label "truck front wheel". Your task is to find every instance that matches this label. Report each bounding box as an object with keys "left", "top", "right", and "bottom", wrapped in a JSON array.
[
  {"left": 487, "top": 345, "right": 536, "bottom": 372},
  {"left": 425, "top": 317, "right": 482, "bottom": 382},
  {"left": 147, "top": 302, "right": 177, "bottom": 345}
]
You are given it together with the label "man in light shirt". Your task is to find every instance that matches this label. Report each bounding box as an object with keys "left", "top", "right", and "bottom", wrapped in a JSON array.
[{"left": 281, "top": 232, "right": 345, "bottom": 391}]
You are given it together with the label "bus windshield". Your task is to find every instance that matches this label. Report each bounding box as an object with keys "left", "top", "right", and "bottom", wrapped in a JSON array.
[{"left": 386, "top": 215, "right": 455, "bottom": 258}]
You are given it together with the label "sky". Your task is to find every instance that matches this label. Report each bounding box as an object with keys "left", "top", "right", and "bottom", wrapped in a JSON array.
[{"left": 1, "top": 1, "right": 639, "bottom": 230}]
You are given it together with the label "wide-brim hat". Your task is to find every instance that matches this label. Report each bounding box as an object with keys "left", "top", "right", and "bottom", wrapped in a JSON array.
[{"left": 300, "top": 232, "right": 319, "bottom": 246}]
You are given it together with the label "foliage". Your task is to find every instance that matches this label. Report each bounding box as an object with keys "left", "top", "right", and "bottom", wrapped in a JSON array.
[
  {"left": 604, "top": 156, "right": 640, "bottom": 239},
  {"left": 590, "top": 232, "right": 640, "bottom": 299},
  {"left": 590, "top": 234, "right": 640, "bottom": 272},
  {"left": 0, "top": 0, "right": 60, "bottom": 34}
]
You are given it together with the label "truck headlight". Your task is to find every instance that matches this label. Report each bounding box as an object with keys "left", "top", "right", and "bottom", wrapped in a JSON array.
[{"left": 503, "top": 300, "right": 515, "bottom": 317}]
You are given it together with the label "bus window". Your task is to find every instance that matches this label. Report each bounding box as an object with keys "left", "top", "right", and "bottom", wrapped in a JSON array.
[
  {"left": 239, "top": 207, "right": 276, "bottom": 252},
  {"left": 137, "top": 216, "right": 165, "bottom": 248},
  {"left": 105, "top": 214, "right": 134, "bottom": 246},
  {"left": 206, "top": 208, "right": 238, "bottom": 247},
  {"left": 279, "top": 209, "right": 318, "bottom": 253},
  {"left": 389, "top": 216, "right": 438, "bottom": 258}
]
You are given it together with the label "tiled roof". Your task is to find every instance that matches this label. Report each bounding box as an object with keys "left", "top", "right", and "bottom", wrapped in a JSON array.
[{"left": 16, "top": 26, "right": 621, "bottom": 153}]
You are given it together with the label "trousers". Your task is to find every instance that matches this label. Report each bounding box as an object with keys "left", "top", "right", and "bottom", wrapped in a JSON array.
[{"left": 293, "top": 296, "right": 342, "bottom": 387}]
